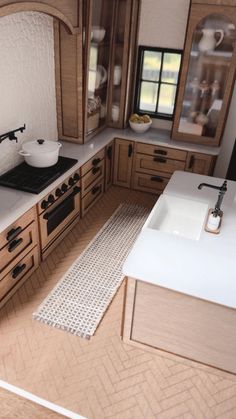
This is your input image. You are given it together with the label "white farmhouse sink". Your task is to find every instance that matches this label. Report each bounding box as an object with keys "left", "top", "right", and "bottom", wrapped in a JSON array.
[{"left": 143, "top": 195, "right": 208, "bottom": 240}]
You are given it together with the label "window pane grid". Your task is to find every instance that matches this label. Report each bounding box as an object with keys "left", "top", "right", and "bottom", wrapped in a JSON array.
[{"left": 135, "top": 47, "right": 182, "bottom": 119}]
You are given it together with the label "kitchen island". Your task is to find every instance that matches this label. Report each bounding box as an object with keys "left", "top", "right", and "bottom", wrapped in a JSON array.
[{"left": 122, "top": 171, "right": 236, "bottom": 374}]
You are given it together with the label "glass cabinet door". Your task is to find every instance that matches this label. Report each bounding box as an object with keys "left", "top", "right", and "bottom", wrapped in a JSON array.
[
  {"left": 85, "top": 0, "right": 114, "bottom": 135},
  {"left": 172, "top": 6, "right": 236, "bottom": 146}
]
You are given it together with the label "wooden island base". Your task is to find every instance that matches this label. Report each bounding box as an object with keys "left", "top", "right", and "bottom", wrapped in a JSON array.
[{"left": 122, "top": 277, "right": 236, "bottom": 375}]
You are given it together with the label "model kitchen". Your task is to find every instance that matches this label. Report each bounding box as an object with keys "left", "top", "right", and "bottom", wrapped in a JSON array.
[{"left": 0, "top": 1, "right": 236, "bottom": 418}]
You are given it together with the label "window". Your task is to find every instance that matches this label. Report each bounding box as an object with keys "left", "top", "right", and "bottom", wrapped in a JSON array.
[{"left": 134, "top": 46, "right": 182, "bottom": 120}]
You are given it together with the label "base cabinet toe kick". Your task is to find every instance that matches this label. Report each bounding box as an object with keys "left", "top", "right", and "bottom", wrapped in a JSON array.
[{"left": 122, "top": 277, "right": 236, "bottom": 375}]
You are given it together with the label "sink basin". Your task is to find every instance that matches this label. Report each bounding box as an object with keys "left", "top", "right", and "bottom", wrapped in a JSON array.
[{"left": 143, "top": 195, "right": 208, "bottom": 240}]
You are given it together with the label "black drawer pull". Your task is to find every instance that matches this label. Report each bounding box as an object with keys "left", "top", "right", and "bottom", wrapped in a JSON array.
[
  {"left": 92, "top": 167, "right": 100, "bottom": 175},
  {"left": 107, "top": 145, "right": 112, "bottom": 160},
  {"left": 154, "top": 157, "right": 167, "bottom": 164},
  {"left": 6, "top": 226, "right": 22, "bottom": 242},
  {"left": 151, "top": 176, "right": 164, "bottom": 183},
  {"left": 188, "top": 155, "right": 195, "bottom": 169},
  {"left": 92, "top": 185, "right": 101, "bottom": 195},
  {"left": 92, "top": 158, "right": 101, "bottom": 166},
  {"left": 12, "top": 263, "right": 26, "bottom": 279},
  {"left": 8, "top": 237, "right": 23, "bottom": 253},
  {"left": 128, "top": 144, "right": 133, "bottom": 158},
  {"left": 154, "top": 149, "right": 167, "bottom": 156}
]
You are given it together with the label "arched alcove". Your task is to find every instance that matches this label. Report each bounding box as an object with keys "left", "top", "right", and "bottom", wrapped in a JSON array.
[{"left": 0, "top": 2, "right": 78, "bottom": 34}]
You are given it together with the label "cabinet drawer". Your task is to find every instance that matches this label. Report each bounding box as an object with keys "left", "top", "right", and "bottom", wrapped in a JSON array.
[
  {"left": 136, "top": 143, "right": 187, "bottom": 161},
  {"left": 0, "top": 222, "right": 38, "bottom": 275},
  {"left": 0, "top": 246, "right": 39, "bottom": 302},
  {"left": 81, "top": 149, "right": 105, "bottom": 177},
  {"left": 81, "top": 180, "right": 104, "bottom": 217},
  {"left": 0, "top": 207, "right": 36, "bottom": 251},
  {"left": 135, "top": 153, "right": 185, "bottom": 175},
  {"left": 81, "top": 160, "right": 104, "bottom": 197},
  {"left": 133, "top": 172, "right": 170, "bottom": 194}
]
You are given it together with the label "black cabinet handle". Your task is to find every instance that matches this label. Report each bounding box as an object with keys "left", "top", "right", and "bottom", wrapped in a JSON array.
[
  {"left": 188, "top": 155, "right": 195, "bottom": 169},
  {"left": 128, "top": 144, "right": 133, "bottom": 158},
  {"left": 92, "top": 185, "right": 101, "bottom": 195},
  {"left": 107, "top": 145, "right": 112, "bottom": 160},
  {"left": 8, "top": 237, "right": 23, "bottom": 253},
  {"left": 6, "top": 226, "right": 22, "bottom": 242},
  {"left": 153, "top": 157, "right": 167, "bottom": 163},
  {"left": 12, "top": 263, "right": 26, "bottom": 279},
  {"left": 92, "top": 167, "right": 100, "bottom": 175},
  {"left": 150, "top": 176, "right": 164, "bottom": 183},
  {"left": 154, "top": 149, "right": 167, "bottom": 156},
  {"left": 92, "top": 158, "right": 101, "bottom": 166}
]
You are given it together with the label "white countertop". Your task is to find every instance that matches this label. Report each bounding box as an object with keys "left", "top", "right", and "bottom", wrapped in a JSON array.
[
  {"left": 123, "top": 171, "right": 236, "bottom": 309},
  {"left": 0, "top": 127, "right": 220, "bottom": 233}
]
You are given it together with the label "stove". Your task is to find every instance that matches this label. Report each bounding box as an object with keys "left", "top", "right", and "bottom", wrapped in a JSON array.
[{"left": 0, "top": 156, "right": 78, "bottom": 194}]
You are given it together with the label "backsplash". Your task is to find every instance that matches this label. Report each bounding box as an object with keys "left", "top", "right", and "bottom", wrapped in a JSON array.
[{"left": 0, "top": 11, "right": 57, "bottom": 175}]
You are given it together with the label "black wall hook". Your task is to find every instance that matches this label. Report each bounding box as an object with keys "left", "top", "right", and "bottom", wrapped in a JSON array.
[{"left": 0, "top": 124, "right": 26, "bottom": 144}]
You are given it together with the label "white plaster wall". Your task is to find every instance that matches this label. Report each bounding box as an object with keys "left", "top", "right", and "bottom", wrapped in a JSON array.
[
  {"left": 0, "top": 11, "right": 57, "bottom": 175},
  {"left": 214, "top": 84, "right": 236, "bottom": 178},
  {"left": 138, "top": 0, "right": 190, "bottom": 130},
  {"left": 138, "top": 0, "right": 190, "bottom": 49}
]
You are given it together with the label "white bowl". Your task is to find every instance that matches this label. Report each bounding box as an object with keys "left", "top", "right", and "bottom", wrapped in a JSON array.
[
  {"left": 92, "top": 26, "right": 106, "bottom": 43},
  {"left": 129, "top": 120, "right": 152, "bottom": 133}
]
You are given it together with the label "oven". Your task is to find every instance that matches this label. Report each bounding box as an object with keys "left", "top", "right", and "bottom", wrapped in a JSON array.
[{"left": 38, "top": 171, "right": 81, "bottom": 252}]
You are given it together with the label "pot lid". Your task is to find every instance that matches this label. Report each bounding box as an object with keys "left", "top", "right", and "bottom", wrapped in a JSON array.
[{"left": 22, "top": 139, "right": 61, "bottom": 154}]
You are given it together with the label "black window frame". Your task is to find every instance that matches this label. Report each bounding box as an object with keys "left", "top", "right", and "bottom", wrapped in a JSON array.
[{"left": 134, "top": 46, "right": 183, "bottom": 120}]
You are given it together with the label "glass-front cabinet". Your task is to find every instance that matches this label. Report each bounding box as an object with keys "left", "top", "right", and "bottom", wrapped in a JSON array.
[
  {"left": 84, "top": 0, "right": 139, "bottom": 139},
  {"left": 172, "top": 3, "right": 236, "bottom": 147}
]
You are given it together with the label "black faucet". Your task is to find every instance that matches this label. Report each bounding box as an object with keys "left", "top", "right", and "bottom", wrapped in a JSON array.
[{"left": 198, "top": 180, "right": 227, "bottom": 216}]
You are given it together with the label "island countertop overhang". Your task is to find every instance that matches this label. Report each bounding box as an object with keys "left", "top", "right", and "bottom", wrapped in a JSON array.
[{"left": 123, "top": 171, "right": 236, "bottom": 309}]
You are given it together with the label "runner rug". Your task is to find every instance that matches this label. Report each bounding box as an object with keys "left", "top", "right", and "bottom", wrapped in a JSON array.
[{"left": 33, "top": 203, "right": 149, "bottom": 339}]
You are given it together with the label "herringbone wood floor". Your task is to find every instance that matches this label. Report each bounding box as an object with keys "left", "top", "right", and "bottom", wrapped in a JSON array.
[
  {"left": 0, "top": 387, "right": 65, "bottom": 418},
  {"left": 0, "top": 187, "right": 236, "bottom": 419}
]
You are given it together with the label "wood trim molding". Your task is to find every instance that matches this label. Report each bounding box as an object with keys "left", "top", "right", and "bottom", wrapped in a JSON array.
[{"left": 0, "top": 2, "right": 78, "bottom": 34}]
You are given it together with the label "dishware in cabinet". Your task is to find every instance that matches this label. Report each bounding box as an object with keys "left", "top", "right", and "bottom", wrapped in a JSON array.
[
  {"left": 108, "top": 0, "right": 140, "bottom": 128},
  {"left": 172, "top": 2, "right": 236, "bottom": 147},
  {"left": 83, "top": 0, "right": 114, "bottom": 138}
]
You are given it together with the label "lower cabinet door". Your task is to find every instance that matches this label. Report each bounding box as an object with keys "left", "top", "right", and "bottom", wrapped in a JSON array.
[
  {"left": 0, "top": 246, "right": 39, "bottom": 304},
  {"left": 81, "top": 180, "right": 104, "bottom": 216},
  {"left": 185, "top": 152, "right": 215, "bottom": 175},
  {"left": 113, "top": 139, "right": 134, "bottom": 188},
  {"left": 133, "top": 172, "right": 171, "bottom": 194}
]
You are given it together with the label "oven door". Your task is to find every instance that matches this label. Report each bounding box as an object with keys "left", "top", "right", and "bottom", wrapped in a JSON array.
[{"left": 39, "top": 186, "right": 80, "bottom": 250}]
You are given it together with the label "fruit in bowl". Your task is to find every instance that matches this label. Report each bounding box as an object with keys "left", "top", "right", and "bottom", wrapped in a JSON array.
[{"left": 129, "top": 113, "right": 152, "bottom": 133}]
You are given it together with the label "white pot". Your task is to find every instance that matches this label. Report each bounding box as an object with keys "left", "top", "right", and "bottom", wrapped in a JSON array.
[{"left": 19, "top": 139, "right": 62, "bottom": 168}]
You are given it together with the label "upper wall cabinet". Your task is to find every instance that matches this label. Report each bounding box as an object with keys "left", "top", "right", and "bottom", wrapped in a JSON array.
[
  {"left": 83, "top": 0, "right": 140, "bottom": 140},
  {"left": 172, "top": 3, "right": 236, "bottom": 147}
]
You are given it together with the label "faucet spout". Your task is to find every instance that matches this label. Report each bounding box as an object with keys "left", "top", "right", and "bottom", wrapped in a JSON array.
[{"left": 197, "top": 180, "right": 227, "bottom": 215}]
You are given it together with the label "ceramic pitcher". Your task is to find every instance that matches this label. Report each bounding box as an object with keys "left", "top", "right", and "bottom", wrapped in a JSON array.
[{"left": 198, "top": 29, "right": 224, "bottom": 52}]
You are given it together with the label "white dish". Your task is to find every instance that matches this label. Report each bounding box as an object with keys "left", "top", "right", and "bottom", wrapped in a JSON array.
[{"left": 91, "top": 26, "right": 106, "bottom": 43}]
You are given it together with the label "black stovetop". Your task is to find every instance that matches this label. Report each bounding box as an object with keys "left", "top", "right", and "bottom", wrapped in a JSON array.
[{"left": 0, "top": 156, "right": 78, "bottom": 194}]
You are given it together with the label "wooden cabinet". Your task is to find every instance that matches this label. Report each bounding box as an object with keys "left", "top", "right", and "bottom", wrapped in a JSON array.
[
  {"left": 105, "top": 141, "right": 115, "bottom": 191},
  {"left": 113, "top": 138, "right": 134, "bottom": 188},
  {"left": 83, "top": 0, "right": 140, "bottom": 139},
  {"left": 81, "top": 149, "right": 105, "bottom": 216},
  {"left": 122, "top": 277, "right": 236, "bottom": 374},
  {"left": 133, "top": 142, "right": 187, "bottom": 195},
  {"left": 172, "top": 2, "right": 236, "bottom": 146},
  {"left": 0, "top": 207, "right": 39, "bottom": 308},
  {"left": 185, "top": 152, "right": 216, "bottom": 175}
]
